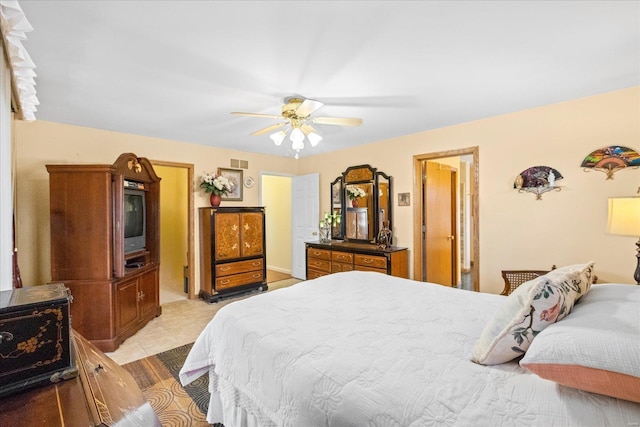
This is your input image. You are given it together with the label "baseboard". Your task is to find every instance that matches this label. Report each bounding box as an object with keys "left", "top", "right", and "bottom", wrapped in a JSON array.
[{"left": 267, "top": 265, "right": 291, "bottom": 274}]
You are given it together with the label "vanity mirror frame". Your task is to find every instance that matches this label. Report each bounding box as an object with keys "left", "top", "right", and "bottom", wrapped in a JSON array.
[{"left": 331, "top": 164, "right": 393, "bottom": 244}]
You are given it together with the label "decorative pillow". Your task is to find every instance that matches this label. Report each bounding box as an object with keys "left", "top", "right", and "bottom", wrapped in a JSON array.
[
  {"left": 521, "top": 284, "right": 640, "bottom": 403},
  {"left": 472, "top": 262, "right": 595, "bottom": 365}
]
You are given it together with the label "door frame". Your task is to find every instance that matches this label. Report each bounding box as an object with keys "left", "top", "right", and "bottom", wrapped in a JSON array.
[
  {"left": 151, "top": 160, "right": 195, "bottom": 300},
  {"left": 413, "top": 147, "right": 479, "bottom": 291}
]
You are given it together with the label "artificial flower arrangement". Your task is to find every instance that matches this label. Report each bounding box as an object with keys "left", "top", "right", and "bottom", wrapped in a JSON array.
[
  {"left": 319, "top": 211, "right": 341, "bottom": 228},
  {"left": 319, "top": 211, "right": 341, "bottom": 242},
  {"left": 200, "top": 171, "right": 234, "bottom": 196},
  {"left": 346, "top": 186, "right": 367, "bottom": 200}
]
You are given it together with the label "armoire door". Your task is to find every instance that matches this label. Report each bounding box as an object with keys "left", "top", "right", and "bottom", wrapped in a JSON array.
[{"left": 240, "top": 212, "right": 264, "bottom": 257}]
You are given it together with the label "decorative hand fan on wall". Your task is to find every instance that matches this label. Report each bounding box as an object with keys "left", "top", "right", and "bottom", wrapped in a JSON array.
[{"left": 231, "top": 97, "right": 362, "bottom": 158}]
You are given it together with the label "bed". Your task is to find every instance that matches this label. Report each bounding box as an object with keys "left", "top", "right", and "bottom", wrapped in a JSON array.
[{"left": 179, "top": 269, "right": 640, "bottom": 426}]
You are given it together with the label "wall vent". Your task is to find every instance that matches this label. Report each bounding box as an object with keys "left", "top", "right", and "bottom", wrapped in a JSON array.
[{"left": 230, "top": 159, "right": 249, "bottom": 169}]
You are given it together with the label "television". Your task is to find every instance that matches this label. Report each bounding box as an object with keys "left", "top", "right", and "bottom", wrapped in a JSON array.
[{"left": 123, "top": 188, "right": 146, "bottom": 254}]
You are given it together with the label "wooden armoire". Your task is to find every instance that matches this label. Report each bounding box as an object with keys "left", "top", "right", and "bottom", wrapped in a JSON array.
[
  {"left": 47, "top": 153, "right": 161, "bottom": 352},
  {"left": 199, "top": 207, "right": 267, "bottom": 302}
]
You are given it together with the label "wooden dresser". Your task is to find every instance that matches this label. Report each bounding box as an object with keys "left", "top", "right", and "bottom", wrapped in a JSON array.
[
  {"left": 306, "top": 241, "right": 409, "bottom": 279},
  {"left": 0, "top": 331, "right": 159, "bottom": 426},
  {"left": 199, "top": 207, "right": 267, "bottom": 302}
]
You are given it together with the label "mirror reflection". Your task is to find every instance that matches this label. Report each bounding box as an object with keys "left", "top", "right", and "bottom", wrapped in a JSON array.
[
  {"left": 331, "top": 164, "right": 393, "bottom": 244},
  {"left": 330, "top": 177, "right": 342, "bottom": 239},
  {"left": 345, "top": 183, "right": 373, "bottom": 240}
]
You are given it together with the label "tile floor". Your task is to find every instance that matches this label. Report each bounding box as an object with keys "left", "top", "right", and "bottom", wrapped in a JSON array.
[{"left": 106, "top": 277, "right": 301, "bottom": 365}]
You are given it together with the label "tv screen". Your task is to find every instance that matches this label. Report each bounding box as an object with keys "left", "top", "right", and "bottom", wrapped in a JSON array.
[{"left": 124, "top": 189, "right": 146, "bottom": 253}]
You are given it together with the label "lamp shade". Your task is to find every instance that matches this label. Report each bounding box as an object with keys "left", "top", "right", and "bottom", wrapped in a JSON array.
[
  {"left": 607, "top": 197, "right": 640, "bottom": 236},
  {"left": 270, "top": 130, "right": 286, "bottom": 146}
]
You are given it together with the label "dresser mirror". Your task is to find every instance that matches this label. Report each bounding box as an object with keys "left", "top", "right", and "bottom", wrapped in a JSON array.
[{"left": 331, "top": 164, "right": 393, "bottom": 244}]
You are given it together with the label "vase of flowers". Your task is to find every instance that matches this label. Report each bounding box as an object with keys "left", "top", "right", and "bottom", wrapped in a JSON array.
[
  {"left": 200, "top": 172, "right": 234, "bottom": 207},
  {"left": 346, "top": 186, "right": 367, "bottom": 207}
]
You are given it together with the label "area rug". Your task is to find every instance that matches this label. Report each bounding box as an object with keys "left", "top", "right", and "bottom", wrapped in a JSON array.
[{"left": 123, "top": 343, "right": 221, "bottom": 427}]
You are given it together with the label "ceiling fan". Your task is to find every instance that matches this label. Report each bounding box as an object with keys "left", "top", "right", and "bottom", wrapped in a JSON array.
[{"left": 231, "top": 97, "right": 363, "bottom": 158}]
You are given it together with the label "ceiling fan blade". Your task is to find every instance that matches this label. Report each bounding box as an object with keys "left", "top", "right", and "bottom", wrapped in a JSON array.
[
  {"left": 313, "top": 116, "right": 363, "bottom": 126},
  {"left": 250, "top": 122, "right": 287, "bottom": 136},
  {"left": 231, "top": 112, "right": 281, "bottom": 119},
  {"left": 295, "top": 99, "right": 324, "bottom": 117}
]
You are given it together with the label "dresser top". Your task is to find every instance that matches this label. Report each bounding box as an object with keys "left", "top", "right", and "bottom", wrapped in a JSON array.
[
  {"left": 0, "top": 283, "right": 70, "bottom": 313},
  {"left": 306, "top": 240, "right": 407, "bottom": 254}
]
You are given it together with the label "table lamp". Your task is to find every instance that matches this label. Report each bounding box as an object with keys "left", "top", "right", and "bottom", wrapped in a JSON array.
[{"left": 607, "top": 197, "right": 640, "bottom": 284}]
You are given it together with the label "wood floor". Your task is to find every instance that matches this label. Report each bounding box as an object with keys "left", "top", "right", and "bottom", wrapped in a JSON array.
[{"left": 267, "top": 269, "right": 291, "bottom": 282}]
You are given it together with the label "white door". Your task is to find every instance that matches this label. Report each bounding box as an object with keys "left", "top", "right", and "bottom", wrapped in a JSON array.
[{"left": 291, "top": 173, "right": 319, "bottom": 279}]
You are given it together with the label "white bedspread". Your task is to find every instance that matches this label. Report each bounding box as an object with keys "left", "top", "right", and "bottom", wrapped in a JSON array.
[{"left": 180, "top": 271, "right": 640, "bottom": 426}]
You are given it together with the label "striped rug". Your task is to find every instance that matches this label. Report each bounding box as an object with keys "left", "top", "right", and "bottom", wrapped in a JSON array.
[{"left": 123, "top": 343, "right": 221, "bottom": 427}]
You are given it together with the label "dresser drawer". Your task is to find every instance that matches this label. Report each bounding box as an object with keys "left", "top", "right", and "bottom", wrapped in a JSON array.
[
  {"left": 307, "top": 248, "right": 331, "bottom": 260},
  {"left": 215, "top": 270, "right": 264, "bottom": 290},
  {"left": 332, "top": 251, "right": 354, "bottom": 264},
  {"left": 216, "top": 258, "right": 263, "bottom": 277},
  {"left": 332, "top": 262, "right": 354, "bottom": 273},
  {"left": 307, "top": 269, "right": 330, "bottom": 280},
  {"left": 354, "top": 265, "right": 387, "bottom": 274},
  {"left": 354, "top": 254, "right": 387, "bottom": 270},
  {"left": 307, "top": 257, "right": 331, "bottom": 273}
]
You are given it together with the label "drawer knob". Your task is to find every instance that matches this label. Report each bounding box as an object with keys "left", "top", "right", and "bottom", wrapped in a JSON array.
[
  {"left": 253, "top": 274, "right": 261, "bottom": 278},
  {"left": 220, "top": 266, "right": 231, "bottom": 271},
  {"left": 252, "top": 262, "right": 261, "bottom": 266},
  {"left": 220, "top": 279, "right": 231, "bottom": 285}
]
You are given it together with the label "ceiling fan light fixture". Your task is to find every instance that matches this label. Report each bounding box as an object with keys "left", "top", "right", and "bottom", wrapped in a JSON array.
[
  {"left": 291, "top": 138, "right": 305, "bottom": 151},
  {"left": 307, "top": 132, "right": 322, "bottom": 147},
  {"left": 290, "top": 127, "right": 305, "bottom": 143},
  {"left": 234, "top": 97, "right": 363, "bottom": 157},
  {"left": 270, "top": 130, "right": 286, "bottom": 146}
]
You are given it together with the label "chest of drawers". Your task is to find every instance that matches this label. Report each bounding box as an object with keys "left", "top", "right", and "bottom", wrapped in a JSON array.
[
  {"left": 199, "top": 207, "right": 267, "bottom": 302},
  {"left": 306, "top": 241, "right": 408, "bottom": 279}
]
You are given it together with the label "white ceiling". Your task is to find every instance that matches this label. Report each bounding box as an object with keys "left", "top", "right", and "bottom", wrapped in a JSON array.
[{"left": 18, "top": 1, "right": 640, "bottom": 159}]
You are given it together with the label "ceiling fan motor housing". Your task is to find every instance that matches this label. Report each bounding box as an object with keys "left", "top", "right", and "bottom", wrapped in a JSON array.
[{"left": 282, "top": 98, "right": 306, "bottom": 119}]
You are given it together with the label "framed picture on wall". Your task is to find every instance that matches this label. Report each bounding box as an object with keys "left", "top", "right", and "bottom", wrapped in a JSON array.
[
  {"left": 218, "top": 168, "right": 243, "bottom": 201},
  {"left": 398, "top": 192, "right": 410, "bottom": 206}
]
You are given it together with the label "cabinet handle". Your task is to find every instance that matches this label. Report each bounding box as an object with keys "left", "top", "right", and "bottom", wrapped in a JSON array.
[
  {"left": 362, "top": 258, "right": 373, "bottom": 264},
  {"left": 337, "top": 255, "right": 346, "bottom": 260},
  {"left": 0, "top": 331, "right": 14, "bottom": 344},
  {"left": 313, "top": 251, "right": 321, "bottom": 256},
  {"left": 140, "top": 291, "right": 145, "bottom": 300},
  {"left": 220, "top": 279, "right": 231, "bottom": 285},
  {"left": 252, "top": 262, "right": 261, "bottom": 266},
  {"left": 252, "top": 274, "right": 261, "bottom": 278},
  {"left": 220, "top": 266, "right": 231, "bottom": 271},
  {"left": 137, "top": 291, "right": 141, "bottom": 301}
]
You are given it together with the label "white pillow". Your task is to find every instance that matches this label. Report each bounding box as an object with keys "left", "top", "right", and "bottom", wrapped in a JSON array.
[
  {"left": 472, "top": 262, "right": 595, "bottom": 365},
  {"left": 520, "top": 284, "right": 640, "bottom": 403}
]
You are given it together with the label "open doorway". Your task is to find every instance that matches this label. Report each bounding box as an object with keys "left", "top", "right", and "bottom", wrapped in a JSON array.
[
  {"left": 413, "top": 147, "right": 479, "bottom": 291},
  {"left": 260, "top": 173, "right": 293, "bottom": 281},
  {"left": 151, "top": 161, "right": 195, "bottom": 304}
]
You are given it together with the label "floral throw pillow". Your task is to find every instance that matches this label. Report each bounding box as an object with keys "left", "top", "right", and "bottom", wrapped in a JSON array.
[{"left": 472, "top": 262, "right": 595, "bottom": 365}]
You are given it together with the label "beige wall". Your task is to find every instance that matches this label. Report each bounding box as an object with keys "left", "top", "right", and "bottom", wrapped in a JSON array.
[
  {"left": 15, "top": 86, "right": 640, "bottom": 294},
  {"left": 14, "top": 120, "right": 298, "bottom": 288},
  {"left": 298, "top": 87, "right": 640, "bottom": 292},
  {"left": 262, "top": 175, "right": 292, "bottom": 273}
]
